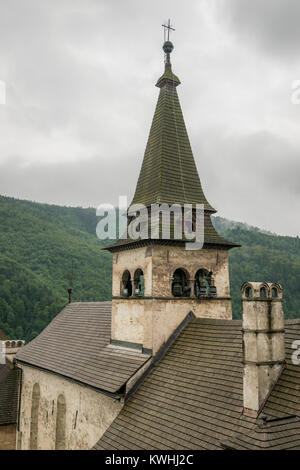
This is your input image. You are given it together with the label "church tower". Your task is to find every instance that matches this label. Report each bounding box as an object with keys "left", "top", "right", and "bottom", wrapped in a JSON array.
[{"left": 105, "top": 35, "right": 239, "bottom": 355}]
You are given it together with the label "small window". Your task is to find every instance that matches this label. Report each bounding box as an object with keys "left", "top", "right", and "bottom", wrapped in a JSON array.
[
  {"left": 133, "top": 269, "right": 144, "bottom": 296},
  {"left": 30, "top": 383, "right": 40, "bottom": 450},
  {"left": 121, "top": 270, "right": 132, "bottom": 297},
  {"left": 245, "top": 286, "right": 253, "bottom": 298},
  {"left": 55, "top": 394, "right": 66, "bottom": 450},
  {"left": 260, "top": 287, "right": 267, "bottom": 298},
  {"left": 172, "top": 269, "right": 190, "bottom": 297},
  {"left": 271, "top": 287, "right": 278, "bottom": 298}
]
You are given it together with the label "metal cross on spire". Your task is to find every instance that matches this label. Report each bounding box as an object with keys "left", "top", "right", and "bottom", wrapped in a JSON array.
[{"left": 162, "top": 19, "right": 175, "bottom": 42}]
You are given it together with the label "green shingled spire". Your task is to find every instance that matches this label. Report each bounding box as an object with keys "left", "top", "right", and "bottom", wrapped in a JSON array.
[
  {"left": 106, "top": 40, "right": 239, "bottom": 252},
  {"left": 131, "top": 41, "right": 215, "bottom": 212}
]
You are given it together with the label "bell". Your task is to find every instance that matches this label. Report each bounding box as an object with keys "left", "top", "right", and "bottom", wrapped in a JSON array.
[
  {"left": 134, "top": 287, "right": 140, "bottom": 296},
  {"left": 173, "top": 282, "right": 183, "bottom": 297},
  {"left": 183, "top": 286, "right": 191, "bottom": 297},
  {"left": 199, "top": 286, "right": 208, "bottom": 297},
  {"left": 122, "top": 288, "right": 129, "bottom": 297},
  {"left": 209, "top": 286, "right": 217, "bottom": 297}
]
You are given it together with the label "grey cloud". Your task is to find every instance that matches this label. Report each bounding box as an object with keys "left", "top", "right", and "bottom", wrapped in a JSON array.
[
  {"left": 1, "top": 129, "right": 299, "bottom": 237},
  {"left": 193, "top": 130, "right": 300, "bottom": 236},
  {"left": 0, "top": 0, "right": 299, "bottom": 237},
  {"left": 221, "top": 0, "right": 300, "bottom": 60},
  {"left": 0, "top": 154, "right": 138, "bottom": 208}
]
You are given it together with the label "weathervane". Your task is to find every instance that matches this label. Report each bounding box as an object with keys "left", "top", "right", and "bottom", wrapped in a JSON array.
[{"left": 162, "top": 19, "right": 175, "bottom": 42}]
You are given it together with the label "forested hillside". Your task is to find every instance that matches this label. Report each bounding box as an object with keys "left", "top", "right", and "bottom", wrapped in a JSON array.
[
  {"left": 0, "top": 195, "right": 299, "bottom": 342},
  {"left": 0, "top": 195, "right": 112, "bottom": 341},
  {"left": 213, "top": 217, "right": 300, "bottom": 322}
]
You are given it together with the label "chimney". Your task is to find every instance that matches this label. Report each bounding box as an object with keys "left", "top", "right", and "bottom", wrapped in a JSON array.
[{"left": 242, "top": 282, "right": 285, "bottom": 417}]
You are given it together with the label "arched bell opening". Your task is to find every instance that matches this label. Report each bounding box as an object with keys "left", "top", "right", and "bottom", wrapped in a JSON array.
[
  {"left": 171, "top": 268, "right": 191, "bottom": 298},
  {"left": 133, "top": 269, "right": 145, "bottom": 297},
  {"left": 121, "top": 270, "right": 132, "bottom": 297},
  {"left": 194, "top": 269, "right": 216, "bottom": 298}
]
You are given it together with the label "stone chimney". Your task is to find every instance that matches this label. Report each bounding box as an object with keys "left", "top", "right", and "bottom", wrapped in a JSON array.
[{"left": 241, "top": 282, "right": 285, "bottom": 417}]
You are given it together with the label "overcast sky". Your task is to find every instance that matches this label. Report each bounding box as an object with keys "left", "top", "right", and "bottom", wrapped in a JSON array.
[{"left": 0, "top": 0, "right": 299, "bottom": 236}]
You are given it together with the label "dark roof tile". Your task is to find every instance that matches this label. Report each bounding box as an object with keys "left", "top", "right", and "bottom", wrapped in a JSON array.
[{"left": 94, "top": 317, "right": 300, "bottom": 450}]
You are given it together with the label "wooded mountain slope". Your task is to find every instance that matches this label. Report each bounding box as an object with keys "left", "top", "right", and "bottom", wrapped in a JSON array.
[{"left": 0, "top": 195, "right": 299, "bottom": 342}]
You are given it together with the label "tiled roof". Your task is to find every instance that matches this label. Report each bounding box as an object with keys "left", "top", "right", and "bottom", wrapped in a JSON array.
[
  {"left": 94, "top": 318, "right": 300, "bottom": 450},
  {"left": 0, "top": 365, "right": 19, "bottom": 425},
  {"left": 15, "top": 302, "right": 150, "bottom": 395},
  {"left": 263, "top": 319, "right": 300, "bottom": 419},
  {"left": 223, "top": 319, "right": 300, "bottom": 450},
  {"left": 222, "top": 416, "right": 300, "bottom": 450}
]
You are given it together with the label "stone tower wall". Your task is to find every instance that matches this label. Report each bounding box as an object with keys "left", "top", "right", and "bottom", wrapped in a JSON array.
[{"left": 111, "top": 245, "right": 232, "bottom": 354}]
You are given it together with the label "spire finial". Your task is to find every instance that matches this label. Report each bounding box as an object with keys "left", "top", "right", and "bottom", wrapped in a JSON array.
[
  {"left": 162, "top": 19, "right": 175, "bottom": 42},
  {"left": 162, "top": 19, "right": 175, "bottom": 64}
]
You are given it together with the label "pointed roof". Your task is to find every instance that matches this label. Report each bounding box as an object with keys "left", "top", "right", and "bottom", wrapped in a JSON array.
[
  {"left": 106, "top": 40, "right": 239, "bottom": 252},
  {"left": 131, "top": 49, "right": 215, "bottom": 212}
]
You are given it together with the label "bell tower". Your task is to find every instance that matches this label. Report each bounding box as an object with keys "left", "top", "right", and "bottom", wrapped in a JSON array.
[{"left": 105, "top": 31, "right": 239, "bottom": 355}]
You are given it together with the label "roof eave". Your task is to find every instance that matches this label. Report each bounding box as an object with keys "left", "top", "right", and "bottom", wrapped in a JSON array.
[
  {"left": 103, "top": 238, "right": 241, "bottom": 253},
  {"left": 15, "top": 359, "right": 123, "bottom": 400}
]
